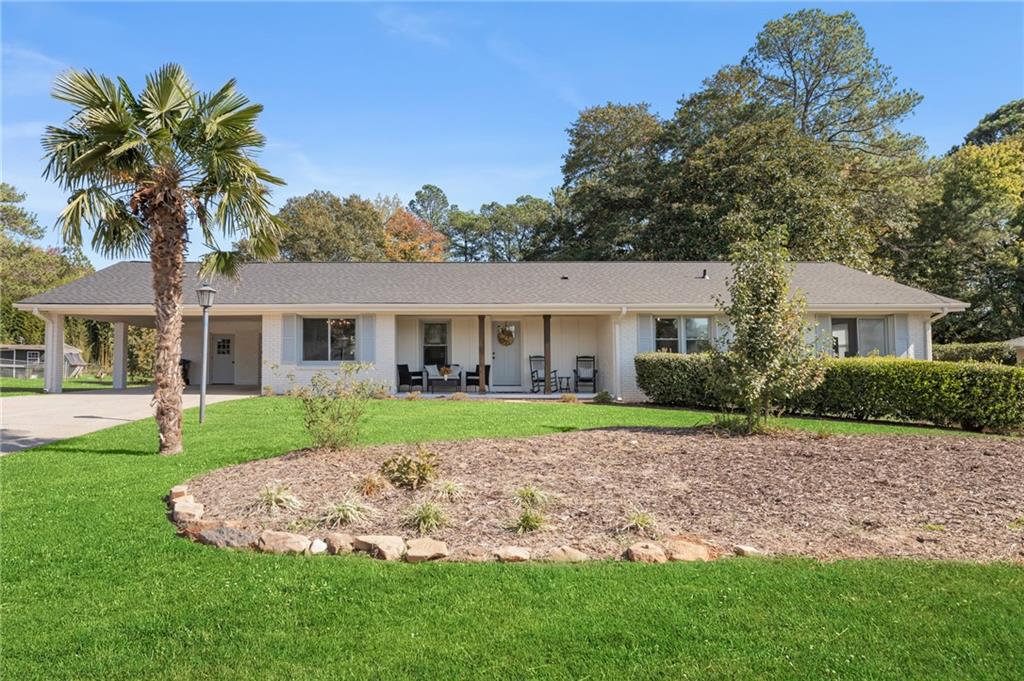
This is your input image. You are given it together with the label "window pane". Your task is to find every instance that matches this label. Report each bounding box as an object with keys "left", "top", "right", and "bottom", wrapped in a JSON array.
[
  {"left": 424, "top": 323, "right": 447, "bottom": 345},
  {"left": 302, "top": 318, "right": 328, "bottom": 361},
  {"left": 858, "top": 318, "right": 886, "bottom": 356},
  {"left": 686, "top": 339, "right": 711, "bottom": 354},
  {"left": 424, "top": 345, "right": 447, "bottom": 367},
  {"left": 329, "top": 318, "right": 356, "bottom": 361},
  {"left": 685, "top": 317, "right": 710, "bottom": 340},
  {"left": 655, "top": 317, "right": 678, "bottom": 340}
]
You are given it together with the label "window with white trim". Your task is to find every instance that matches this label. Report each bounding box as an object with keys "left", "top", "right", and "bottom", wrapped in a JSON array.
[
  {"left": 655, "top": 317, "right": 679, "bottom": 353},
  {"left": 422, "top": 321, "right": 450, "bottom": 367},
  {"left": 26, "top": 350, "right": 41, "bottom": 364},
  {"left": 302, "top": 318, "right": 356, "bottom": 361},
  {"left": 655, "top": 317, "right": 712, "bottom": 354}
]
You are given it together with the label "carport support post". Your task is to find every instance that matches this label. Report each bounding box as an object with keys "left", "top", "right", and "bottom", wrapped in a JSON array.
[
  {"left": 543, "top": 314, "right": 552, "bottom": 394},
  {"left": 477, "top": 315, "right": 487, "bottom": 394},
  {"left": 112, "top": 322, "right": 128, "bottom": 390},
  {"left": 43, "top": 312, "right": 64, "bottom": 394}
]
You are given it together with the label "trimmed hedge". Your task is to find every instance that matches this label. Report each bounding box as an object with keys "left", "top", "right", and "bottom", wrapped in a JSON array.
[
  {"left": 634, "top": 352, "right": 1024, "bottom": 433},
  {"left": 933, "top": 341, "right": 1017, "bottom": 366}
]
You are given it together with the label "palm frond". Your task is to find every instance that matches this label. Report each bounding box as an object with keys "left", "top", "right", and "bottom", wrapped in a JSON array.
[
  {"left": 52, "top": 69, "right": 122, "bottom": 111},
  {"left": 199, "top": 249, "right": 245, "bottom": 279},
  {"left": 139, "top": 64, "right": 194, "bottom": 133},
  {"left": 58, "top": 188, "right": 147, "bottom": 257}
]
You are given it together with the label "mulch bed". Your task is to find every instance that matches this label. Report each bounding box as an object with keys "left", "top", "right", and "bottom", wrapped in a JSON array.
[{"left": 186, "top": 428, "right": 1024, "bottom": 562}]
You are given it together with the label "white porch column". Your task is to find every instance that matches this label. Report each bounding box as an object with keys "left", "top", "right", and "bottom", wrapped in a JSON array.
[
  {"left": 43, "top": 313, "right": 65, "bottom": 393},
  {"left": 376, "top": 313, "right": 397, "bottom": 392},
  {"left": 112, "top": 322, "right": 129, "bottom": 390}
]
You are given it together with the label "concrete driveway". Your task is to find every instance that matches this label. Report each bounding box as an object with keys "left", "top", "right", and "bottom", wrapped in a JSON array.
[{"left": 1, "top": 386, "right": 256, "bottom": 454}]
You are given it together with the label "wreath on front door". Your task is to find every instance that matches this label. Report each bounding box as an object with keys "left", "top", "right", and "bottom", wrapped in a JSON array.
[{"left": 497, "top": 324, "right": 515, "bottom": 347}]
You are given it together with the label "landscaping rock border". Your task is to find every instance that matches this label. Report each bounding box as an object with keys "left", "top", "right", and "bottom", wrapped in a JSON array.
[{"left": 167, "top": 484, "right": 745, "bottom": 564}]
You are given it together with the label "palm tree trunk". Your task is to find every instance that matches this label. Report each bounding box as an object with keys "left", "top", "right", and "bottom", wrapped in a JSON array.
[{"left": 149, "top": 195, "right": 187, "bottom": 455}]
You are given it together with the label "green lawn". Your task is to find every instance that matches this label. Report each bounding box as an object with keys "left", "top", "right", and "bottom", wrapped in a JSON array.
[
  {"left": 0, "top": 374, "right": 150, "bottom": 397},
  {"left": 1, "top": 398, "right": 1021, "bottom": 679}
]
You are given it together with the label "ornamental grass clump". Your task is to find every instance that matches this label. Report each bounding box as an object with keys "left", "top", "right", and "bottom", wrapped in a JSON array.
[
  {"left": 293, "top": 363, "right": 383, "bottom": 448},
  {"left": 320, "top": 492, "right": 375, "bottom": 529},
  {"left": 403, "top": 501, "right": 447, "bottom": 535},
  {"left": 433, "top": 480, "right": 465, "bottom": 503},
  {"left": 511, "top": 485, "right": 550, "bottom": 534},
  {"left": 623, "top": 506, "right": 656, "bottom": 536},
  {"left": 252, "top": 481, "right": 303, "bottom": 515}
]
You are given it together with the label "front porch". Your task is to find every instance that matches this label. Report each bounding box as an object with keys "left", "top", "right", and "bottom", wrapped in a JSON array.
[{"left": 394, "top": 314, "right": 613, "bottom": 395}]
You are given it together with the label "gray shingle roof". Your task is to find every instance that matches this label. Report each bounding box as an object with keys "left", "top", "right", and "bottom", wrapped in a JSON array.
[{"left": 19, "top": 261, "right": 964, "bottom": 308}]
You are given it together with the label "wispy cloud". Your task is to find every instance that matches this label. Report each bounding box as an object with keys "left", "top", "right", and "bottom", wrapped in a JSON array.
[
  {"left": 486, "top": 38, "right": 585, "bottom": 109},
  {"left": 376, "top": 6, "right": 450, "bottom": 47},
  {"left": 2, "top": 45, "right": 67, "bottom": 97}
]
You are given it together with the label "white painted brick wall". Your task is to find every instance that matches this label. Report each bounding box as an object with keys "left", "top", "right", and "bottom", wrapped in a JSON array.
[{"left": 260, "top": 313, "right": 397, "bottom": 394}]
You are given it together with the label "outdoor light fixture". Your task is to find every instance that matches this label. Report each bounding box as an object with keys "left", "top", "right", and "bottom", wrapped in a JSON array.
[{"left": 196, "top": 281, "right": 217, "bottom": 424}]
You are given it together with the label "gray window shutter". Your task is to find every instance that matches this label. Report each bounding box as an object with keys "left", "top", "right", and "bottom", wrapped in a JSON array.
[
  {"left": 893, "top": 314, "right": 909, "bottom": 357},
  {"left": 281, "top": 314, "right": 297, "bottom": 363},
  {"left": 636, "top": 314, "right": 654, "bottom": 353},
  {"left": 358, "top": 315, "right": 376, "bottom": 363}
]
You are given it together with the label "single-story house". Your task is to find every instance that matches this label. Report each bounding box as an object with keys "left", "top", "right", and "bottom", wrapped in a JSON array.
[
  {"left": 15, "top": 261, "right": 966, "bottom": 399},
  {"left": 0, "top": 343, "right": 87, "bottom": 380}
]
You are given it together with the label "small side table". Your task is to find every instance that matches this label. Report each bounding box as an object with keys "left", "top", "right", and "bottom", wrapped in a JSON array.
[{"left": 558, "top": 376, "right": 572, "bottom": 392}]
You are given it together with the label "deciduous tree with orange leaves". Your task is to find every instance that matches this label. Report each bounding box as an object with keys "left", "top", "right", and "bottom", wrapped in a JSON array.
[{"left": 384, "top": 208, "right": 447, "bottom": 262}]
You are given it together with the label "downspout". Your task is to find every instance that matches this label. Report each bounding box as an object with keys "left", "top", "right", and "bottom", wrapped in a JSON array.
[
  {"left": 926, "top": 307, "right": 950, "bottom": 361},
  {"left": 613, "top": 306, "right": 628, "bottom": 401}
]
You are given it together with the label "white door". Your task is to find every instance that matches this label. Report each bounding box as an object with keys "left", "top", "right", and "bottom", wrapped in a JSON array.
[
  {"left": 492, "top": 321, "right": 521, "bottom": 386},
  {"left": 210, "top": 335, "right": 235, "bottom": 384}
]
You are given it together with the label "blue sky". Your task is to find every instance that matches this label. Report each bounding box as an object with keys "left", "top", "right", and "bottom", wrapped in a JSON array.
[{"left": 3, "top": 2, "right": 1022, "bottom": 267}]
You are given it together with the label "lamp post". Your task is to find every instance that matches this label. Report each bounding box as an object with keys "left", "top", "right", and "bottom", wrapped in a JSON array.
[{"left": 195, "top": 281, "right": 217, "bottom": 424}]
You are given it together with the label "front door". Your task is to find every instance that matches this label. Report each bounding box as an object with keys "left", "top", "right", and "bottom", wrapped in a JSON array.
[
  {"left": 210, "top": 335, "right": 235, "bottom": 384},
  {"left": 491, "top": 321, "right": 521, "bottom": 387}
]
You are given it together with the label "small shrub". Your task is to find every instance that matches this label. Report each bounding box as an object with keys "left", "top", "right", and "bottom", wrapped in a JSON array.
[
  {"left": 933, "top": 341, "right": 1016, "bottom": 366},
  {"left": 320, "top": 492, "right": 375, "bottom": 528},
  {"left": 403, "top": 501, "right": 447, "bottom": 534},
  {"left": 513, "top": 507, "right": 544, "bottom": 534},
  {"left": 355, "top": 473, "right": 387, "bottom": 497},
  {"left": 262, "top": 385, "right": 275, "bottom": 397},
  {"left": 623, "top": 506, "right": 656, "bottom": 536},
  {"left": 292, "top": 363, "right": 383, "bottom": 448},
  {"left": 380, "top": 445, "right": 438, "bottom": 490},
  {"left": 1008, "top": 517, "right": 1024, "bottom": 531},
  {"left": 514, "top": 485, "right": 550, "bottom": 510},
  {"left": 433, "top": 480, "right": 465, "bottom": 503},
  {"left": 253, "top": 481, "right": 303, "bottom": 515},
  {"left": 559, "top": 393, "right": 579, "bottom": 403},
  {"left": 450, "top": 392, "right": 469, "bottom": 401},
  {"left": 406, "top": 390, "right": 422, "bottom": 401},
  {"left": 592, "top": 390, "right": 613, "bottom": 404}
]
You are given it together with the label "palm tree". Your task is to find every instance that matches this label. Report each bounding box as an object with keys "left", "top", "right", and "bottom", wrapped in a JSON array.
[{"left": 42, "top": 65, "right": 284, "bottom": 454}]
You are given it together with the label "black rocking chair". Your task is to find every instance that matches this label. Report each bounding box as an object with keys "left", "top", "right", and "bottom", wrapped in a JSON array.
[
  {"left": 465, "top": 364, "right": 490, "bottom": 392},
  {"left": 529, "top": 355, "right": 559, "bottom": 393},
  {"left": 397, "top": 364, "right": 424, "bottom": 391},
  {"left": 574, "top": 355, "right": 597, "bottom": 392}
]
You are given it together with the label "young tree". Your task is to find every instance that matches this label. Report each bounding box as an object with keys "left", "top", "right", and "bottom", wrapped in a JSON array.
[
  {"left": 42, "top": 65, "right": 284, "bottom": 454},
  {"left": 713, "top": 228, "right": 824, "bottom": 432}
]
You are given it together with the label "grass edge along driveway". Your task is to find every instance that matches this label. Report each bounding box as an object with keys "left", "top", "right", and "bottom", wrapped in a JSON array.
[{"left": 2, "top": 398, "right": 1021, "bottom": 680}]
